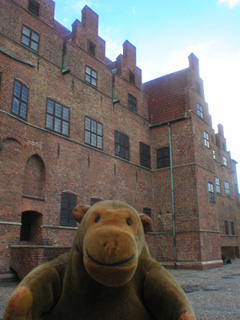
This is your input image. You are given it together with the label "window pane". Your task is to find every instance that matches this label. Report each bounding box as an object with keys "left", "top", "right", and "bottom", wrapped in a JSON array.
[
  {"left": 86, "top": 66, "right": 91, "bottom": 74},
  {"left": 47, "top": 100, "right": 54, "bottom": 114},
  {"left": 21, "top": 86, "right": 28, "bottom": 103},
  {"left": 97, "top": 136, "right": 102, "bottom": 149},
  {"left": 91, "top": 120, "right": 96, "bottom": 133},
  {"left": 92, "top": 70, "right": 97, "bottom": 78},
  {"left": 31, "top": 31, "right": 39, "bottom": 42},
  {"left": 30, "top": 41, "right": 39, "bottom": 51},
  {"left": 46, "top": 114, "right": 53, "bottom": 129},
  {"left": 54, "top": 118, "right": 61, "bottom": 133},
  {"left": 12, "top": 98, "right": 20, "bottom": 115},
  {"left": 85, "top": 74, "right": 91, "bottom": 83},
  {"left": 62, "top": 121, "right": 69, "bottom": 136},
  {"left": 62, "top": 107, "right": 69, "bottom": 121},
  {"left": 20, "top": 102, "right": 27, "bottom": 119},
  {"left": 14, "top": 81, "right": 21, "bottom": 98},
  {"left": 91, "top": 133, "right": 97, "bottom": 146},
  {"left": 85, "top": 131, "right": 91, "bottom": 144},
  {"left": 97, "top": 123, "right": 102, "bottom": 136},
  {"left": 85, "top": 117, "right": 90, "bottom": 130},
  {"left": 22, "top": 26, "right": 30, "bottom": 36},
  {"left": 21, "top": 35, "right": 30, "bottom": 46},
  {"left": 55, "top": 104, "right": 62, "bottom": 118},
  {"left": 91, "top": 78, "right": 97, "bottom": 86}
]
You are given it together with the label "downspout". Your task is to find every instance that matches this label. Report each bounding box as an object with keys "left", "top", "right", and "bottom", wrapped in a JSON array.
[{"left": 168, "top": 123, "right": 177, "bottom": 269}]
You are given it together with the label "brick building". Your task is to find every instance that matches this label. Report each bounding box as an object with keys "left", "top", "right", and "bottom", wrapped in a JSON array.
[{"left": 0, "top": 0, "right": 239, "bottom": 276}]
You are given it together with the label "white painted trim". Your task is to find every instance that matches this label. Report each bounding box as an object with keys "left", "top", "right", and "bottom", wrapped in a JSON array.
[{"left": 0, "top": 221, "right": 21, "bottom": 226}]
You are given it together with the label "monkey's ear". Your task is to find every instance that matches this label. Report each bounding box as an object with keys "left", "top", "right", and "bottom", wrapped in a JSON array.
[
  {"left": 139, "top": 214, "right": 153, "bottom": 233},
  {"left": 72, "top": 205, "right": 90, "bottom": 223}
]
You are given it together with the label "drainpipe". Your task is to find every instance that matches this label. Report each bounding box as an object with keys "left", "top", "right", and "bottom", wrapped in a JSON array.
[{"left": 168, "top": 123, "right": 177, "bottom": 269}]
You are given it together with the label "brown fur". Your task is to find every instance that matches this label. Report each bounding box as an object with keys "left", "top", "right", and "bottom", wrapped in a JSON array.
[{"left": 4, "top": 200, "right": 196, "bottom": 320}]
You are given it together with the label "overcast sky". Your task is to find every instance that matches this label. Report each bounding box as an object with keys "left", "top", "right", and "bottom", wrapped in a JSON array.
[{"left": 54, "top": 0, "right": 240, "bottom": 186}]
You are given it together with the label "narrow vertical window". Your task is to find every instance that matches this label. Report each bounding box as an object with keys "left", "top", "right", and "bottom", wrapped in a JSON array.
[
  {"left": 115, "top": 131, "right": 130, "bottom": 160},
  {"left": 215, "top": 177, "right": 220, "bottom": 194},
  {"left": 224, "top": 182, "right": 230, "bottom": 196},
  {"left": 140, "top": 142, "right": 151, "bottom": 168},
  {"left": 129, "top": 71, "right": 135, "bottom": 84},
  {"left": 128, "top": 94, "right": 137, "bottom": 111},
  {"left": 225, "top": 220, "right": 229, "bottom": 235},
  {"left": 60, "top": 192, "right": 77, "bottom": 227},
  {"left": 88, "top": 41, "right": 95, "bottom": 56},
  {"left": 11, "top": 80, "right": 29, "bottom": 119},
  {"left": 85, "top": 117, "right": 103, "bottom": 149},
  {"left": 208, "top": 182, "right": 215, "bottom": 203},
  {"left": 231, "top": 222, "right": 235, "bottom": 235},
  {"left": 85, "top": 66, "right": 97, "bottom": 87},
  {"left": 223, "top": 157, "right": 227, "bottom": 166},
  {"left": 46, "top": 99, "right": 70, "bottom": 136},
  {"left": 203, "top": 131, "right": 209, "bottom": 148},
  {"left": 212, "top": 150, "right": 216, "bottom": 159},
  {"left": 197, "top": 103, "right": 203, "bottom": 119}
]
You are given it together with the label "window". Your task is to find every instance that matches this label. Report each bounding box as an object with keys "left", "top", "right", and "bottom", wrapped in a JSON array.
[
  {"left": 140, "top": 142, "right": 151, "bottom": 169},
  {"left": 203, "top": 131, "right": 209, "bottom": 148},
  {"left": 115, "top": 131, "right": 129, "bottom": 160},
  {"left": 128, "top": 94, "right": 137, "bottom": 111},
  {"left": 46, "top": 99, "right": 70, "bottom": 136},
  {"left": 231, "top": 221, "right": 235, "bottom": 235},
  {"left": 223, "top": 157, "right": 227, "bottom": 166},
  {"left": 197, "top": 103, "right": 203, "bottom": 119},
  {"left": 11, "top": 80, "right": 29, "bottom": 119},
  {"left": 129, "top": 71, "right": 135, "bottom": 84},
  {"left": 224, "top": 182, "right": 230, "bottom": 196},
  {"left": 28, "top": 0, "right": 40, "bottom": 16},
  {"left": 225, "top": 220, "right": 229, "bottom": 235},
  {"left": 208, "top": 182, "right": 215, "bottom": 203},
  {"left": 212, "top": 150, "right": 216, "bottom": 160},
  {"left": 85, "top": 117, "right": 103, "bottom": 149},
  {"left": 157, "top": 147, "right": 170, "bottom": 169},
  {"left": 21, "top": 25, "right": 39, "bottom": 52},
  {"left": 60, "top": 192, "right": 77, "bottom": 227},
  {"left": 85, "top": 66, "right": 97, "bottom": 87},
  {"left": 215, "top": 177, "right": 220, "bottom": 194},
  {"left": 143, "top": 207, "right": 152, "bottom": 218},
  {"left": 88, "top": 40, "right": 95, "bottom": 56},
  {"left": 196, "top": 82, "right": 202, "bottom": 96}
]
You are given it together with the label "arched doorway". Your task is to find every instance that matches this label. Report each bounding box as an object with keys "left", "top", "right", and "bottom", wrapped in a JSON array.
[{"left": 20, "top": 211, "right": 42, "bottom": 244}]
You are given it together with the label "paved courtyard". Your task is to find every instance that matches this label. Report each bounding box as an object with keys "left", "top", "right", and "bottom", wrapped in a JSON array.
[{"left": 1, "top": 259, "right": 240, "bottom": 319}]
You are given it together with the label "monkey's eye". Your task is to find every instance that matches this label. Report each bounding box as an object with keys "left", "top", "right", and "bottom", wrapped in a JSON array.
[
  {"left": 95, "top": 215, "right": 101, "bottom": 223},
  {"left": 126, "top": 218, "right": 132, "bottom": 226}
]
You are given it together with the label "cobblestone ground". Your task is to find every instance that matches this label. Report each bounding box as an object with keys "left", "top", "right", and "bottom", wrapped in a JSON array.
[{"left": 1, "top": 259, "right": 240, "bottom": 319}]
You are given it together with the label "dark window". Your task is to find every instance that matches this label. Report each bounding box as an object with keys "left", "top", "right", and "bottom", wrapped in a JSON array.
[
  {"left": 157, "top": 147, "right": 170, "bottom": 168},
  {"left": 11, "top": 80, "right": 29, "bottom": 119},
  {"left": 143, "top": 207, "right": 152, "bottom": 218},
  {"left": 115, "top": 131, "right": 129, "bottom": 160},
  {"left": 88, "top": 41, "right": 95, "bottom": 56},
  {"left": 90, "top": 198, "right": 102, "bottom": 206},
  {"left": 231, "top": 221, "right": 235, "bottom": 235},
  {"left": 46, "top": 99, "right": 70, "bottom": 136},
  {"left": 21, "top": 25, "right": 39, "bottom": 52},
  {"left": 129, "top": 71, "right": 135, "bottom": 84},
  {"left": 85, "top": 117, "right": 103, "bottom": 149},
  {"left": 197, "top": 103, "right": 203, "bottom": 119},
  {"left": 60, "top": 192, "right": 77, "bottom": 227},
  {"left": 20, "top": 212, "right": 32, "bottom": 241},
  {"left": 128, "top": 94, "right": 137, "bottom": 111},
  {"left": 196, "top": 82, "right": 201, "bottom": 96},
  {"left": 208, "top": 182, "right": 215, "bottom": 203},
  {"left": 28, "top": 0, "right": 40, "bottom": 16},
  {"left": 225, "top": 220, "right": 229, "bottom": 235},
  {"left": 85, "top": 66, "right": 97, "bottom": 87},
  {"left": 140, "top": 142, "right": 151, "bottom": 168}
]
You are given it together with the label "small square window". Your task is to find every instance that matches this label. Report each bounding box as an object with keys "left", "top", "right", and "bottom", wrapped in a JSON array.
[
  {"left": 28, "top": 0, "right": 40, "bottom": 16},
  {"left": 157, "top": 147, "right": 170, "bottom": 169},
  {"left": 21, "top": 25, "right": 39, "bottom": 52},
  {"left": 85, "top": 66, "right": 97, "bottom": 87}
]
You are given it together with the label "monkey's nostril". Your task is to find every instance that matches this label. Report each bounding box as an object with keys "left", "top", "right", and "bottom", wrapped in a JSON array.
[{"left": 103, "top": 242, "right": 107, "bottom": 248}]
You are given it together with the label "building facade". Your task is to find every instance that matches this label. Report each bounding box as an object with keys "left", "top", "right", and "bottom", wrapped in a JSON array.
[{"left": 0, "top": 0, "right": 239, "bottom": 276}]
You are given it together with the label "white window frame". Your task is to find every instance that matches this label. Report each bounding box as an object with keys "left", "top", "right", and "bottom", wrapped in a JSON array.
[
  {"left": 203, "top": 131, "right": 210, "bottom": 148},
  {"left": 215, "top": 177, "right": 220, "bottom": 193},
  {"left": 197, "top": 103, "right": 203, "bottom": 119},
  {"left": 224, "top": 182, "right": 230, "bottom": 196},
  {"left": 223, "top": 157, "right": 227, "bottom": 166}
]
